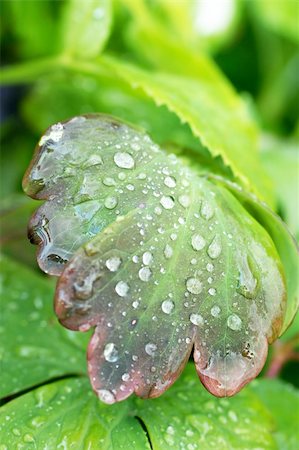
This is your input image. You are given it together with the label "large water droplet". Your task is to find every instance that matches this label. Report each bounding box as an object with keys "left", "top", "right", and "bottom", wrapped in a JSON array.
[
  {"left": 186, "top": 277, "right": 202, "bottom": 294},
  {"left": 201, "top": 201, "right": 214, "bottom": 220},
  {"left": 237, "top": 256, "right": 258, "bottom": 299},
  {"left": 164, "top": 176, "right": 176, "bottom": 188},
  {"left": 207, "top": 235, "right": 222, "bottom": 259},
  {"left": 106, "top": 256, "right": 122, "bottom": 272},
  {"left": 227, "top": 314, "right": 242, "bottom": 331},
  {"left": 115, "top": 281, "right": 129, "bottom": 297},
  {"left": 104, "top": 196, "right": 118, "bottom": 209},
  {"left": 97, "top": 389, "right": 116, "bottom": 404},
  {"left": 190, "top": 313, "right": 204, "bottom": 326},
  {"left": 142, "top": 251, "right": 153, "bottom": 266},
  {"left": 191, "top": 234, "right": 206, "bottom": 251},
  {"left": 161, "top": 299, "right": 175, "bottom": 314},
  {"left": 114, "top": 152, "right": 135, "bottom": 169},
  {"left": 160, "top": 195, "right": 175, "bottom": 209},
  {"left": 145, "top": 343, "right": 157, "bottom": 356},
  {"left": 104, "top": 343, "right": 119, "bottom": 362},
  {"left": 139, "top": 267, "right": 152, "bottom": 282}
]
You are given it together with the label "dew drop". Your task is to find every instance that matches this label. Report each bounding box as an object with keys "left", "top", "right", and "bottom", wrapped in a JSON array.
[
  {"left": 104, "top": 343, "right": 119, "bottom": 362},
  {"left": 201, "top": 201, "right": 214, "bottom": 220},
  {"left": 186, "top": 277, "right": 202, "bottom": 294},
  {"left": 104, "top": 196, "right": 118, "bottom": 209},
  {"left": 207, "top": 235, "right": 222, "bottom": 259},
  {"left": 206, "top": 262, "right": 214, "bottom": 272},
  {"left": 208, "top": 287, "right": 216, "bottom": 296},
  {"left": 122, "top": 373, "right": 130, "bottom": 381},
  {"left": 103, "top": 176, "right": 116, "bottom": 186},
  {"left": 105, "top": 256, "right": 121, "bottom": 272},
  {"left": 97, "top": 389, "right": 116, "bottom": 404},
  {"left": 227, "top": 314, "right": 242, "bottom": 331},
  {"left": 160, "top": 195, "right": 175, "bottom": 209},
  {"left": 237, "top": 256, "right": 258, "bottom": 299},
  {"left": 114, "top": 152, "right": 135, "bottom": 169},
  {"left": 115, "top": 281, "right": 129, "bottom": 297},
  {"left": 142, "top": 251, "right": 153, "bottom": 266},
  {"left": 189, "top": 313, "right": 204, "bottom": 326},
  {"left": 211, "top": 305, "right": 221, "bottom": 317},
  {"left": 145, "top": 343, "right": 157, "bottom": 356},
  {"left": 161, "top": 299, "right": 175, "bottom": 314},
  {"left": 138, "top": 267, "right": 152, "bottom": 282},
  {"left": 191, "top": 234, "right": 206, "bottom": 251},
  {"left": 164, "top": 176, "right": 176, "bottom": 188},
  {"left": 164, "top": 244, "right": 173, "bottom": 259},
  {"left": 178, "top": 194, "right": 191, "bottom": 208}
]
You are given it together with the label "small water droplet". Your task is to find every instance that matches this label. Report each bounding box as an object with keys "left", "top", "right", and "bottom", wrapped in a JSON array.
[
  {"left": 186, "top": 277, "right": 202, "bottom": 294},
  {"left": 237, "top": 256, "right": 258, "bottom": 299},
  {"left": 104, "top": 196, "right": 118, "bottom": 209},
  {"left": 97, "top": 389, "right": 116, "bottom": 404},
  {"left": 114, "top": 152, "right": 135, "bottom": 169},
  {"left": 115, "top": 281, "right": 129, "bottom": 297},
  {"left": 191, "top": 234, "right": 206, "bottom": 251},
  {"left": 164, "top": 244, "right": 173, "bottom": 259},
  {"left": 201, "top": 201, "right": 214, "bottom": 220},
  {"left": 103, "top": 177, "right": 116, "bottom": 186},
  {"left": 161, "top": 299, "right": 175, "bottom": 314},
  {"left": 160, "top": 195, "right": 175, "bottom": 209},
  {"left": 178, "top": 194, "right": 190, "bottom": 208},
  {"left": 106, "top": 256, "right": 122, "bottom": 272},
  {"left": 145, "top": 343, "right": 157, "bottom": 356},
  {"left": 207, "top": 235, "right": 222, "bottom": 259},
  {"left": 227, "top": 314, "right": 242, "bottom": 331},
  {"left": 211, "top": 305, "right": 221, "bottom": 317},
  {"left": 122, "top": 373, "right": 130, "bottom": 381},
  {"left": 138, "top": 267, "right": 152, "bottom": 282},
  {"left": 208, "top": 287, "right": 216, "bottom": 296},
  {"left": 104, "top": 343, "right": 119, "bottom": 362},
  {"left": 189, "top": 313, "right": 204, "bottom": 326}
]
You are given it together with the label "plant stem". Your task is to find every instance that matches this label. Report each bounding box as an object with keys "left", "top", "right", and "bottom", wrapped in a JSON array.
[{"left": 266, "top": 334, "right": 299, "bottom": 378}]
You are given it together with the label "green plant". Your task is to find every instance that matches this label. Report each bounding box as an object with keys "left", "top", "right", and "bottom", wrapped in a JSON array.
[{"left": 1, "top": 1, "right": 298, "bottom": 448}]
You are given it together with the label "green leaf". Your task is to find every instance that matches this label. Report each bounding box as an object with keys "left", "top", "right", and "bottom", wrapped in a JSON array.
[
  {"left": 252, "top": 378, "right": 299, "bottom": 450},
  {"left": 208, "top": 174, "right": 299, "bottom": 335},
  {"left": 252, "top": 0, "right": 299, "bottom": 43},
  {"left": 23, "top": 114, "right": 287, "bottom": 402},
  {"left": 0, "top": 364, "right": 276, "bottom": 449},
  {"left": 100, "top": 54, "right": 274, "bottom": 205},
  {"left": 0, "top": 256, "right": 90, "bottom": 399},
  {"left": 61, "top": 0, "right": 112, "bottom": 59}
]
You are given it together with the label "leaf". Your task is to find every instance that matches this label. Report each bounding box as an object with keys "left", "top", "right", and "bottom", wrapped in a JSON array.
[
  {"left": 23, "top": 114, "right": 288, "bottom": 402},
  {"left": 100, "top": 54, "right": 274, "bottom": 205},
  {"left": 252, "top": 378, "right": 299, "bottom": 450},
  {"left": 61, "top": 0, "right": 112, "bottom": 59},
  {"left": 208, "top": 174, "right": 299, "bottom": 335},
  {"left": 0, "top": 364, "right": 276, "bottom": 449},
  {"left": 0, "top": 256, "right": 90, "bottom": 399}
]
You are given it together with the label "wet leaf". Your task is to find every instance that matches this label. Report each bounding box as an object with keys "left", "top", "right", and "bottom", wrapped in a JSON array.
[
  {"left": 0, "top": 364, "right": 276, "bottom": 450},
  {"left": 23, "top": 114, "right": 288, "bottom": 403},
  {"left": 61, "top": 0, "right": 112, "bottom": 59},
  {"left": 252, "top": 378, "right": 299, "bottom": 450},
  {"left": 0, "top": 256, "right": 89, "bottom": 398}
]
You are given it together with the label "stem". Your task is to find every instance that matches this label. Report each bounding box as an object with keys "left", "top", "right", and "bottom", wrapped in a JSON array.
[
  {"left": 0, "top": 57, "right": 63, "bottom": 85},
  {"left": 266, "top": 334, "right": 299, "bottom": 378}
]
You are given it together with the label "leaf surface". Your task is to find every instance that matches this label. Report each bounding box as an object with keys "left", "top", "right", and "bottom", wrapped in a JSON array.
[
  {"left": 0, "top": 256, "right": 89, "bottom": 398},
  {"left": 0, "top": 364, "right": 276, "bottom": 450},
  {"left": 23, "top": 114, "right": 288, "bottom": 402}
]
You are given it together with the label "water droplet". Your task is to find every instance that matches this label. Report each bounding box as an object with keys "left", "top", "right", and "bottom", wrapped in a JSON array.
[
  {"left": 227, "top": 314, "right": 242, "bottom": 331},
  {"left": 104, "top": 196, "right": 118, "bottom": 209},
  {"left": 106, "top": 256, "right": 122, "bottom": 272},
  {"left": 160, "top": 195, "right": 175, "bottom": 209},
  {"left": 166, "top": 425, "right": 175, "bottom": 435},
  {"left": 104, "top": 343, "right": 119, "bottom": 362},
  {"left": 164, "top": 244, "right": 173, "bottom": 259},
  {"left": 103, "top": 177, "right": 116, "bottom": 186},
  {"left": 122, "top": 373, "right": 130, "bottom": 381},
  {"left": 142, "top": 251, "right": 153, "bottom": 265},
  {"left": 178, "top": 194, "right": 190, "bottom": 208},
  {"left": 189, "top": 313, "right": 204, "bottom": 326},
  {"left": 97, "top": 389, "right": 116, "bottom": 404},
  {"left": 145, "top": 343, "right": 157, "bottom": 356},
  {"left": 39, "top": 123, "right": 64, "bottom": 145},
  {"left": 114, "top": 152, "right": 135, "bottom": 169},
  {"left": 191, "top": 234, "right": 206, "bottom": 251},
  {"left": 211, "top": 305, "right": 221, "bottom": 317},
  {"left": 138, "top": 267, "right": 152, "bottom": 282},
  {"left": 162, "top": 299, "right": 175, "bottom": 314},
  {"left": 207, "top": 235, "right": 222, "bottom": 259},
  {"left": 115, "top": 281, "right": 129, "bottom": 297},
  {"left": 208, "top": 287, "right": 216, "bottom": 296},
  {"left": 237, "top": 256, "right": 258, "bottom": 299},
  {"left": 206, "top": 262, "right": 214, "bottom": 272},
  {"left": 23, "top": 434, "right": 35, "bottom": 443},
  {"left": 186, "top": 277, "right": 202, "bottom": 294},
  {"left": 164, "top": 176, "right": 176, "bottom": 188},
  {"left": 201, "top": 201, "right": 214, "bottom": 220}
]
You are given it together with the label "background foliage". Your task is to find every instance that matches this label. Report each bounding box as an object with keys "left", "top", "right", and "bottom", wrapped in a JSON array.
[{"left": 0, "top": 0, "right": 298, "bottom": 448}]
